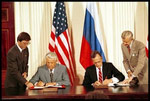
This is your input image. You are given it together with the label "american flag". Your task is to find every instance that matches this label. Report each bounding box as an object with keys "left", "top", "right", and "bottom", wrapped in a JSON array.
[{"left": 49, "top": 2, "right": 75, "bottom": 85}]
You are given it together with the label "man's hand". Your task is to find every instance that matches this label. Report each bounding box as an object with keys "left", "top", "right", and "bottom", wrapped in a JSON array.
[
  {"left": 129, "top": 77, "right": 139, "bottom": 86},
  {"left": 25, "top": 81, "right": 33, "bottom": 88},
  {"left": 36, "top": 81, "right": 45, "bottom": 87},
  {"left": 127, "top": 71, "right": 133, "bottom": 78},
  {"left": 103, "top": 79, "right": 113, "bottom": 85},
  {"left": 121, "top": 77, "right": 133, "bottom": 84},
  {"left": 93, "top": 81, "right": 102, "bottom": 86},
  {"left": 22, "top": 72, "right": 27, "bottom": 78},
  {"left": 46, "top": 82, "right": 57, "bottom": 86}
]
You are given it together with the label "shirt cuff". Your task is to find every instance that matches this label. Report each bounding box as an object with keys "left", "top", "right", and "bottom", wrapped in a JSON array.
[
  {"left": 127, "top": 69, "right": 131, "bottom": 73},
  {"left": 56, "top": 83, "right": 59, "bottom": 86},
  {"left": 112, "top": 77, "right": 119, "bottom": 83},
  {"left": 132, "top": 74, "right": 135, "bottom": 78},
  {"left": 34, "top": 82, "right": 38, "bottom": 85}
]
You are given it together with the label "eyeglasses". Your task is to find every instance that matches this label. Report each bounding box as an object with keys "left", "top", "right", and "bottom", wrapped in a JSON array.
[{"left": 22, "top": 41, "right": 31, "bottom": 46}]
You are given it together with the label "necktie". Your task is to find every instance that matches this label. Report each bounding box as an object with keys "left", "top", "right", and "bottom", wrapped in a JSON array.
[
  {"left": 127, "top": 45, "right": 130, "bottom": 53},
  {"left": 50, "top": 69, "right": 53, "bottom": 82},
  {"left": 99, "top": 68, "right": 102, "bottom": 83}
]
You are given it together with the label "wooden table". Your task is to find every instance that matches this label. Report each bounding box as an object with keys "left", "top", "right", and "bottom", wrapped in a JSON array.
[{"left": 2, "top": 84, "right": 148, "bottom": 100}]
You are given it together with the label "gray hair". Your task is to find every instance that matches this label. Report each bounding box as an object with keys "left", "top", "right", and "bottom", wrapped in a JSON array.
[
  {"left": 121, "top": 30, "right": 133, "bottom": 40},
  {"left": 45, "top": 52, "right": 58, "bottom": 60}
]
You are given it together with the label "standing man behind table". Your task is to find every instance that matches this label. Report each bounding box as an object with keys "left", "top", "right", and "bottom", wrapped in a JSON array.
[
  {"left": 5, "top": 32, "right": 33, "bottom": 89},
  {"left": 121, "top": 30, "right": 148, "bottom": 84}
]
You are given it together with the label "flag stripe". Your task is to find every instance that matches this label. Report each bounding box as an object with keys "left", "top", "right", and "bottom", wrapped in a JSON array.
[
  {"left": 49, "top": 32, "right": 55, "bottom": 50},
  {"left": 80, "top": 36, "right": 93, "bottom": 68}
]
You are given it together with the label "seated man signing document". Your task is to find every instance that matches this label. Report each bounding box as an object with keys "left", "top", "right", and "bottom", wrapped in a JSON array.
[
  {"left": 82, "top": 51, "right": 125, "bottom": 87},
  {"left": 29, "top": 52, "right": 70, "bottom": 87}
]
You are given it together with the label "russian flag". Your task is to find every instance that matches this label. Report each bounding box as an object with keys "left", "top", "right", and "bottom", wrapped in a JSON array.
[{"left": 80, "top": 2, "right": 106, "bottom": 69}]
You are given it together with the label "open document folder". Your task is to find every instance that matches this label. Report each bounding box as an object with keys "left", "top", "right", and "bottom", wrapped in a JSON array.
[{"left": 29, "top": 85, "right": 66, "bottom": 90}]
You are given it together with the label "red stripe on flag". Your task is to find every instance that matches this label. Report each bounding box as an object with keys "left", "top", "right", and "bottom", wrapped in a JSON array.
[
  {"left": 80, "top": 36, "right": 93, "bottom": 69},
  {"left": 51, "top": 31, "right": 55, "bottom": 41},
  {"left": 49, "top": 44, "right": 54, "bottom": 52},
  {"left": 49, "top": 31, "right": 55, "bottom": 52}
]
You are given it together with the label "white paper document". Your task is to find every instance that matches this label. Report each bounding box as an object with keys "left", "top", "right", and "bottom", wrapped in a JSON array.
[
  {"left": 108, "top": 83, "right": 130, "bottom": 87},
  {"left": 45, "top": 85, "right": 63, "bottom": 88}
]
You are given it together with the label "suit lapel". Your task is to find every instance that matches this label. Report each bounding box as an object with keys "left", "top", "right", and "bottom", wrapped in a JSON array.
[
  {"left": 102, "top": 63, "right": 106, "bottom": 80},
  {"left": 122, "top": 44, "right": 130, "bottom": 60},
  {"left": 45, "top": 66, "right": 51, "bottom": 82},
  {"left": 15, "top": 45, "right": 24, "bottom": 62},
  {"left": 14, "top": 45, "right": 25, "bottom": 72},
  {"left": 92, "top": 66, "right": 98, "bottom": 81}
]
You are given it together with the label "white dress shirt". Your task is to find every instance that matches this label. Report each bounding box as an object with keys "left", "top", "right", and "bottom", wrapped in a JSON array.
[{"left": 16, "top": 43, "right": 23, "bottom": 52}]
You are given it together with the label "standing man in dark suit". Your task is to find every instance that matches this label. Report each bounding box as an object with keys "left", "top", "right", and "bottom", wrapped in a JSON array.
[
  {"left": 82, "top": 51, "right": 125, "bottom": 86},
  {"left": 5, "top": 32, "right": 33, "bottom": 88}
]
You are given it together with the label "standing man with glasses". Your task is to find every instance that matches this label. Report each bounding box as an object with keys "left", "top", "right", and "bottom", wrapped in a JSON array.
[
  {"left": 121, "top": 30, "right": 148, "bottom": 84},
  {"left": 29, "top": 52, "right": 70, "bottom": 86},
  {"left": 5, "top": 32, "right": 33, "bottom": 89}
]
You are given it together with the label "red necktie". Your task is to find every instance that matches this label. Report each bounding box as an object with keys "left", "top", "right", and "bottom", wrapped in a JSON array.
[
  {"left": 99, "top": 68, "right": 102, "bottom": 83},
  {"left": 127, "top": 45, "right": 130, "bottom": 53}
]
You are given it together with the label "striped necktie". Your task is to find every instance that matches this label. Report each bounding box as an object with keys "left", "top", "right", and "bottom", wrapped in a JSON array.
[
  {"left": 50, "top": 69, "right": 53, "bottom": 82},
  {"left": 99, "top": 68, "right": 102, "bottom": 83}
]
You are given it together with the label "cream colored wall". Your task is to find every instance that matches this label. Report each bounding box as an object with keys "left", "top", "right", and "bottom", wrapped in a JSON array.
[
  {"left": 134, "top": 2, "right": 148, "bottom": 45},
  {"left": 15, "top": 2, "right": 148, "bottom": 84}
]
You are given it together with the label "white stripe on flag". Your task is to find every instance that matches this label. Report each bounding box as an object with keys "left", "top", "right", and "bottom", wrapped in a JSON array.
[
  {"left": 66, "top": 29, "right": 72, "bottom": 52},
  {"left": 87, "top": 2, "right": 105, "bottom": 53},
  {"left": 59, "top": 34, "right": 69, "bottom": 51},
  {"left": 55, "top": 38, "right": 70, "bottom": 68}
]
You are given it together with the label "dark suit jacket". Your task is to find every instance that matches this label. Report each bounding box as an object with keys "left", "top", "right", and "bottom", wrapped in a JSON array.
[
  {"left": 5, "top": 44, "right": 29, "bottom": 88},
  {"left": 82, "top": 62, "right": 125, "bottom": 86}
]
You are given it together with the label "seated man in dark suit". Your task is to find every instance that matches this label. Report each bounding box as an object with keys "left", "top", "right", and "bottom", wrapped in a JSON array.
[
  {"left": 82, "top": 51, "right": 125, "bottom": 86},
  {"left": 29, "top": 52, "right": 70, "bottom": 86}
]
